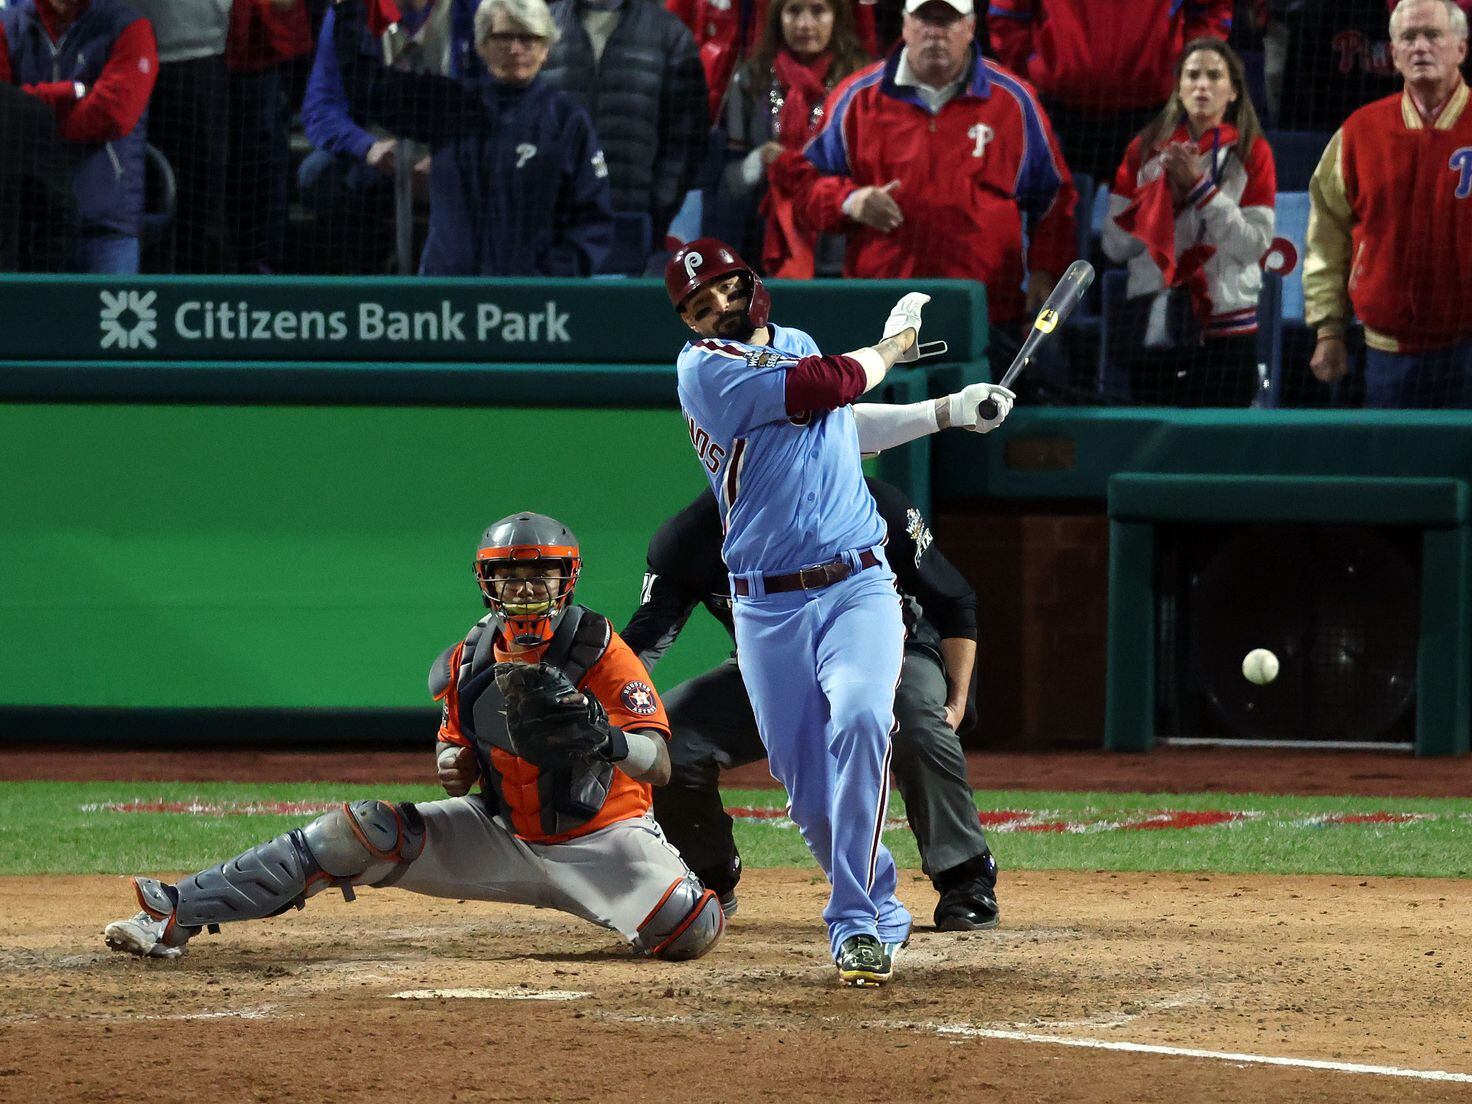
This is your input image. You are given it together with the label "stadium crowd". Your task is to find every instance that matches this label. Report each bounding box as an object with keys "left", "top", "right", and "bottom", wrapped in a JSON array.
[{"left": 1, "top": 0, "right": 1470, "bottom": 405}]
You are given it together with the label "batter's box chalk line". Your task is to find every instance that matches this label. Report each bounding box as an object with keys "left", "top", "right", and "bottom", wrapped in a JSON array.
[
  {"left": 390, "top": 987, "right": 591, "bottom": 1001},
  {"left": 875, "top": 1020, "right": 1472, "bottom": 1084}
]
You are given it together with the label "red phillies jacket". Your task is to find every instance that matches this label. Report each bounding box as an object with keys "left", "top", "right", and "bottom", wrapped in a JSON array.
[
  {"left": 785, "top": 46, "right": 1076, "bottom": 325},
  {"left": 1305, "top": 83, "right": 1472, "bottom": 354},
  {"left": 987, "top": 0, "right": 1233, "bottom": 113}
]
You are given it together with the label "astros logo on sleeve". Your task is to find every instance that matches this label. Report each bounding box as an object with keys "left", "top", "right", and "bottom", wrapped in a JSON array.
[{"left": 621, "top": 681, "right": 658, "bottom": 716}]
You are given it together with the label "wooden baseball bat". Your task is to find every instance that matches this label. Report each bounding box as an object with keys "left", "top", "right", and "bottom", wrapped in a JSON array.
[{"left": 976, "top": 259, "right": 1096, "bottom": 420}]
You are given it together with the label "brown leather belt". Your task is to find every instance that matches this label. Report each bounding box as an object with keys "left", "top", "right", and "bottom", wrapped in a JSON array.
[{"left": 732, "top": 549, "right": 881, "bottom": 597}]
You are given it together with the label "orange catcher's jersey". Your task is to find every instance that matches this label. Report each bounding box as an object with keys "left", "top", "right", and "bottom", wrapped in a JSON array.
[{"left": 437, "top": 627, "right": 670, "bottom": 844}]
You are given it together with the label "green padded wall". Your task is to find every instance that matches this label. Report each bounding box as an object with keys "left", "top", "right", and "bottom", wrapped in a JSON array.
[{"left": 0, "top": 404, "right": 729, "bottom": 709}]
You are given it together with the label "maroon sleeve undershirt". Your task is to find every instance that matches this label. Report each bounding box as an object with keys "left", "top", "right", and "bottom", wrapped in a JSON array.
[{"left": 784, "top": 353, "right": 866, "bottom": 417}]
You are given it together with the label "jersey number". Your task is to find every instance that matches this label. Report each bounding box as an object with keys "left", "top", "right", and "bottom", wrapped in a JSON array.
[{"left": 686, "top": 414, "right": 726, "bottom": 474}]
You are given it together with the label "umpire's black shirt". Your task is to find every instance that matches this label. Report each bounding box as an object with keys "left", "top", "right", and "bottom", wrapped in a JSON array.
[{"left": 622, "top": 478, "right": 978, "bottom": 672}]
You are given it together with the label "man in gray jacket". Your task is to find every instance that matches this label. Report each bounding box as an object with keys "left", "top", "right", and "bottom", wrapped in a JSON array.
[{"left": 539, "top": 0, "right": 707, "bottom": 266}]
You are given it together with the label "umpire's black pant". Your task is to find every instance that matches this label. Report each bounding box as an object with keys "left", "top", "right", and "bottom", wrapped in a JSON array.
[{"left": 652, "top": 650, "right": 991, "bottom": 897}]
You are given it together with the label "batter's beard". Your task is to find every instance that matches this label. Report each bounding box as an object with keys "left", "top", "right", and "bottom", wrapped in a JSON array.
[{"left": 716, "top": 311, "right": 756, "bottom": 343}]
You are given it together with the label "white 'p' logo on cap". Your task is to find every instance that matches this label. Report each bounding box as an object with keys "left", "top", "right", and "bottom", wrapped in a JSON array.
[{"left": 683, "top": 251, "right": 704, "bottom": 278}]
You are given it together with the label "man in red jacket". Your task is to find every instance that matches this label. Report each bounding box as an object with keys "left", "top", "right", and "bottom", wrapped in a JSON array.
[
  {"left": 1305, "top": 0, "right": 1472, "bottom": 407},
  {"left": 986, "top": 0, "right": 1232, "bottom": 181},
  {"left": 0, "top": 0, "right": 158, "bottom": 273},
  {"left": 782, "top": 0, "right": 1075, "bottom": 332}
]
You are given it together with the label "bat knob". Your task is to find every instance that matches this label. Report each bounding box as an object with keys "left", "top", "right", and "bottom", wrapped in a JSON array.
[{"left": 976, "top": 399, "right": 999, "bottom": 422}]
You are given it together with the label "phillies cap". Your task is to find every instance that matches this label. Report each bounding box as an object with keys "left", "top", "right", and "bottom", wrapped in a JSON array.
[{"left": 903, "top": 0, "right": 974, "bottom": 14}]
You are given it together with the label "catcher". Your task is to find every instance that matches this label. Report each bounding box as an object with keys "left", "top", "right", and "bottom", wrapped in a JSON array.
[{"left": 103, "top": 511, "right": 725, "bottom": 962}]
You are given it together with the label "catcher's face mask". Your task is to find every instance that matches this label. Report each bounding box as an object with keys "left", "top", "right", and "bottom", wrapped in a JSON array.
[{"left": 475, "top": 553, "right": 579, "bottom": 647}]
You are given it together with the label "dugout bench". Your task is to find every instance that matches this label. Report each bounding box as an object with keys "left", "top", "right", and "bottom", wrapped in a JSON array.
[
  {"left": 933, "top": 409, "right": 1472, "bottom": 756},
  {"left": 1106, "top": 473, "right": 1471, "bottom": 757}
]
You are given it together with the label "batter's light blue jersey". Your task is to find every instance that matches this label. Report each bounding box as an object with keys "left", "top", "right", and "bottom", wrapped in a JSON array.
[{"left": 676, "top": 321, "right": 885, "bottom": 576}]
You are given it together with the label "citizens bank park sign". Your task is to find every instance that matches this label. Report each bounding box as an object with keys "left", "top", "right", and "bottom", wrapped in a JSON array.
[
  {"left": 0, "top": 277, "right": 691, "bottom": 363},
  {"left": 0, "top": 276, "right": 985, "bottom": 367},
  {"left": 100, "top": 290, "right": 571, "bottom": 348}
]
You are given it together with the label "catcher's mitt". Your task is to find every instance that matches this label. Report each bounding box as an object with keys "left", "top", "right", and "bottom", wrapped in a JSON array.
[{"left": 493, "top": 661, "right": 626, "bottom": 769}]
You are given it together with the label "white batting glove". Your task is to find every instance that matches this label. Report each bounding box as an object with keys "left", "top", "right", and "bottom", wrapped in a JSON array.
[
  {"left": 949, "top": 381, "right": 1016, "bottom": 433},
  {"left": 882, "top": 292, "right": 931, "bottom": 363}
]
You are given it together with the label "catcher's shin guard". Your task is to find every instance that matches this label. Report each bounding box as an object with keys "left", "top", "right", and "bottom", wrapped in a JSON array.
[
  {"left": 634, "top": 875, "right": 725, "bottom": 961},
  {"left": 146, "top": 800, "right": 426, "bottom": 933}
]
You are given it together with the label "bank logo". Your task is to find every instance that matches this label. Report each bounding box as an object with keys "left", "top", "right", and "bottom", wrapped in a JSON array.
[{"left": 99, "top": 290, "right": 159, "bottom": 350}]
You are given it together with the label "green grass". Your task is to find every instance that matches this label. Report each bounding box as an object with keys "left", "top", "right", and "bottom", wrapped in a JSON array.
[{"left": 3, "top": 782, "right": 1468, "bottom": 879}]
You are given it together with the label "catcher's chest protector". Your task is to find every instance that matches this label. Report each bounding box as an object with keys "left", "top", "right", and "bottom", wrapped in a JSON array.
[{"left": 455, "top": 605, "right": 618, "bottom": 837}]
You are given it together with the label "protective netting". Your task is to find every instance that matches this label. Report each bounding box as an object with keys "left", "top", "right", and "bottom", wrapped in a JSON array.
[{"left": 1, "top": 0, "right": 1469, "bottom": 405}]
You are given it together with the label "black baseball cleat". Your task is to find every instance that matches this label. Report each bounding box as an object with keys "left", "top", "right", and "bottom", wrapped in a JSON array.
[
  {"left": 934, "top": 880, "right": 1000, "bottom": 931},
  {"left": 836, "top": 934, "right": 892, "bottom": 987},
  {"left": 718, "top": 890, "right": 739, "bottom": 918}
]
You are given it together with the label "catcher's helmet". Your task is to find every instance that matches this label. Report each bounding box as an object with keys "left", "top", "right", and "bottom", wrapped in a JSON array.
[
  {"left": 664, "top": 237, "right": 771, "bottom": 329},
  {"left": 473, "top": 512, "right": 581, "bottom": 647}
]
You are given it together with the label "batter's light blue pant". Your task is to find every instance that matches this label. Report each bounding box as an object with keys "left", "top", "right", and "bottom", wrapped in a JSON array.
[{"left": 731, "top": 556, "right": 912, "bottom": 958}]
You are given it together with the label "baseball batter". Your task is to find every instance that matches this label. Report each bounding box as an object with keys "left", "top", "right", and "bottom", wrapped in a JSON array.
[
  {"left": 624, "top": 478, "right": 1004, "bottom": 933},
  {"left": 664, "top": 237, "right": 969, "bottom": 985},
  {"left": 103, "top": 513, "right": 724, "bottom": 963}
]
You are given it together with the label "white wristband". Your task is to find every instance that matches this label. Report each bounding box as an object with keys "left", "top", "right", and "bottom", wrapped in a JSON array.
[
  {"left": 851, "top": 345, "right": 887, "bottom": 390},
  {"left": 948, "top": 390, "right": 968, "bottom": 429},
  {"left": 619, "top": 729, "right": 661, "bottom": 776}
]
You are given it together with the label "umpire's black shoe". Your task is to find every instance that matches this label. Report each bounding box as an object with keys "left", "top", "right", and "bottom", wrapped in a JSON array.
[
  {"left": 934, "top": 880, "right": 1000, "bottom": 931},
  {"left": 836, "top": 934, "right": 892, "bottom": 987}
]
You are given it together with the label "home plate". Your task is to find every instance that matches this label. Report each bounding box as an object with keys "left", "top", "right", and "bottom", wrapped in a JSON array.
[{"left": 391, "top": 988, "right": 591, "bottom": 1001}]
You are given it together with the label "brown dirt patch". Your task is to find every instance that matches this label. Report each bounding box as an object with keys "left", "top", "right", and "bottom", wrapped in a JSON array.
[
  {"left": 3, "top": 870, "right": 1468, "bottom": 1104},
  {"left": 2, "top": 744, "right": 1467, "bottom": 797}
]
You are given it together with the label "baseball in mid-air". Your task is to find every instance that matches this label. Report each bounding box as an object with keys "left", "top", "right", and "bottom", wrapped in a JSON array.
[{"left": 1241, "top": 648, "right": 1280, "bottom": 686}]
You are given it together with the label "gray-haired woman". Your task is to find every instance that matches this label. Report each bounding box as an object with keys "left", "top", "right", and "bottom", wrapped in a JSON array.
[{"left": 332, "top": 0, "right": 614, "bottom": 276}]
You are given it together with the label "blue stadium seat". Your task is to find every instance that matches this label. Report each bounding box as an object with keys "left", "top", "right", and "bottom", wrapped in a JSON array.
[
  {"left": 1097, "top": 268, "right": 1130, "bottom": 399},
  {"left": 1274, "top": 191, "right": 1310, "bottom": 324},
  {"left": 1264, "top": 130, "right": 1331, "bottom": 192},
  {"left": 1072, "top": 172, "right": 1094, "bottom": 266},
  {"left": 666, "top": 189, "right": 704, "bottom": 248},
  {"left": 141, "top": 143, "right": 177, "bottom": 273}
]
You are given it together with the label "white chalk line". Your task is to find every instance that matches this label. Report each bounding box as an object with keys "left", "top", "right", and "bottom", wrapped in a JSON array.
[
  {"left": 607, "top": 1008, "right": 1471, "bottom": 1085},
  {"left": 879, "top": 1020, "right": 1472, "bottom": 1084},
  {"left": 982, "top": 990, "right": 1213, "bottom": 1031},
  {"left": 391, "top": 987, "right": 590, "bottom": 1001}
]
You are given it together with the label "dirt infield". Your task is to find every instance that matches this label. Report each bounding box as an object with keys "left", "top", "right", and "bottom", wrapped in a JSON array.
[
  {"left": 1, "top": 871, "right": 1468, "bottom": 1104},
  {"left": 2, "top": 745, "right": 1468, "bottom": 1102}
]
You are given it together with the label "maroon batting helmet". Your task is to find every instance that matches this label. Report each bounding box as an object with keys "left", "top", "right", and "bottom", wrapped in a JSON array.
[{"left": 664, "top": 237, "right": 771, "bottom": 329}]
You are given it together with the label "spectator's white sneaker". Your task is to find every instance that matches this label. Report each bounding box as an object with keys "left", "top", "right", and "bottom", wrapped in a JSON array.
[{"left": 104, "top": 912, "right": 184, "bottom": 959}]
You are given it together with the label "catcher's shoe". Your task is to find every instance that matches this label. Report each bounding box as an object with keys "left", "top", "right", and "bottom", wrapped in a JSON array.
[
  {"left": 103, "top": 912, "right": 185, "bottom": 959},
  {"left": 104, "top": 877, "right": 194, "bottom": 958},
  {"left": 836, "top": 934, "right": 892, "bottom": 987},
  {"left": 934, "top": 880, "right": 1000, "bottom": 931}
]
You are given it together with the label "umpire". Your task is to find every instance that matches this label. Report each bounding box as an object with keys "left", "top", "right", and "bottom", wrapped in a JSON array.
[{"left": 622, "top": 476, "right": 1000, "bottom": 931}]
